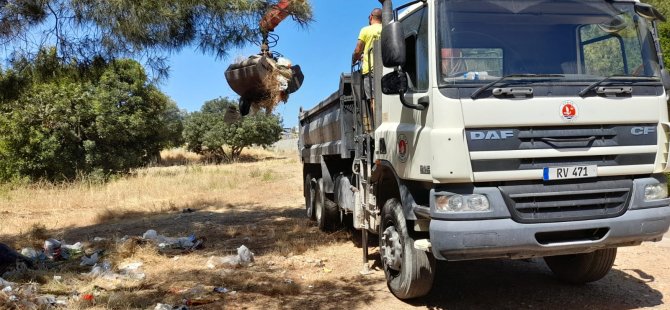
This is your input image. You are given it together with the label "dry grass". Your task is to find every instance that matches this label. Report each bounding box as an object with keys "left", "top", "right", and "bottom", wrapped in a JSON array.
[
  {"left": 0, "top": 147, "right": 359, "bottom": 309},
  {"left": 158, "top": 146, "right": 286, "bottom": 167},
  {"left": 0, "top": 148, "right": 300, "bottom": 240},
  {"left": 158, "top": 148, "right": 203, "bottom": 166}
]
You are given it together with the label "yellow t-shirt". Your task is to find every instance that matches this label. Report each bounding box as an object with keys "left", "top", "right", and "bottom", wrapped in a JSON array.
[{"left": 359, "top": 23, "right": 382, "bottom": 75}]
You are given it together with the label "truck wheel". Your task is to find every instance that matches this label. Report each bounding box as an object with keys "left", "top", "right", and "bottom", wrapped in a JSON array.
[
  {"left": 380, "top": 199, "right": 435, "bottom": 299},
  {"left": 544, "top": 248, "right": 617, "bottom": 284},
  {"left": 315, "top": 178, "right": 340, "bottom": 231},
  {"left": 304, "top": 174, "right": 316, "bottom": 221}
]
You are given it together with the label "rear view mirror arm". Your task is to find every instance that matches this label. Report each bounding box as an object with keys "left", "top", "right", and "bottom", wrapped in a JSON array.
[{"left": 396, "top": 69, "right": 428, "bottom": 111}]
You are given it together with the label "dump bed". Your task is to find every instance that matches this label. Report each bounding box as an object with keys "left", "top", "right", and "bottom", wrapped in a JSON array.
[{"left": 299, "top": 74, "right": 356, "bottom": 164}]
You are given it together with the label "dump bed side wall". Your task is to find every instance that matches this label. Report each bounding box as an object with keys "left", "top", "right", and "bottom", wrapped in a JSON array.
[{"left": 299, "top": 75, "right": 355, "bottom": 164}]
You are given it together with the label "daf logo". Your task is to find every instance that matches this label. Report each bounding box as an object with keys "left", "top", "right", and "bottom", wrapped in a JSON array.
[
  {"left": 631, "top": 127, "right": 655, "bottom": 136},
  {"left": 470, "top": 130, "right": 515, "bottom": 140}
]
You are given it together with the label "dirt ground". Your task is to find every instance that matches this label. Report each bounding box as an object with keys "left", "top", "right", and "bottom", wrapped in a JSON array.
[{"left": 0, "top": 155, "right": 669, "bottom": 309}]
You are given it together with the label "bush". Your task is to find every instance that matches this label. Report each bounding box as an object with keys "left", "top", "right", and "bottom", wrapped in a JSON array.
[
  {"left": 0, "top": 49, "right": 181, "bottom": 181},
  {"left": 183, "top": 98, "right": 282, "bottom": 162}
]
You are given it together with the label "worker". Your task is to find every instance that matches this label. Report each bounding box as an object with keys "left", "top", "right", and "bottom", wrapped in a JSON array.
[
  {"left": 441, "top": 48, "right": 467, "bottom": 78},
  {"left": 352, "top": 8, "right": 383, "bottom": 129}
]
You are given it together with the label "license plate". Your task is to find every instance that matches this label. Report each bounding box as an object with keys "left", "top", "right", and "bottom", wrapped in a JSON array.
[{"left": 543, "top": 165, "right": 597, "bottom": 181}]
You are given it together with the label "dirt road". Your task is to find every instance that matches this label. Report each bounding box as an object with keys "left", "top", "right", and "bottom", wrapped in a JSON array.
[
  {"left": 0, "top": 156, "right": 668, "bottom": 309},
  {"left": 236, "top": 214, "right": 670, "bottom": 310}
]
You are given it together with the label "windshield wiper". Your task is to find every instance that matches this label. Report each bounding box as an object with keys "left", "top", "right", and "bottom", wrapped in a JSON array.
[
  {"left": 470, "top": 74, "right": 564, "bottom": 100},
  {"left": 578, "top": 75, "right": 656, "bottom": 97}
]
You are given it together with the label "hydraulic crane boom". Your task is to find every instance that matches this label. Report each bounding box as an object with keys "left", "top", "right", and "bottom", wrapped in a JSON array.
[
  {"left": 224, "top": 0, "right": 304, "bottom": 116},
  {"left": 260, "top": 0, "right": 292, "bottom": 34}
]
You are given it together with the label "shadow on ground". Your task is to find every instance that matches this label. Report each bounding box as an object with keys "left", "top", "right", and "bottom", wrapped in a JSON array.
[
  {"left": 0, "top": 200, "right": 666, "bottom": 309},
  {"left": 407, "top": 258, "right": 664, "bottom": 310}
]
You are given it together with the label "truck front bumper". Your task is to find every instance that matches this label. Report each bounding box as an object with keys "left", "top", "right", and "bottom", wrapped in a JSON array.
[{"left": 430, "top": 206, "right": 670, "bottom": 261}]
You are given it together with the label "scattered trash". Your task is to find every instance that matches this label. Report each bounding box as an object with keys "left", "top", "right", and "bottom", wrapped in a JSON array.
[
  {"left": 80, "top": 252, "right": 99, "bottom": 266},
  {"left": 142, "top": 229, "right": 204, "bottom": 251},
  {"left": 53, "top": 275, "right": 62, "bottom": 282},
  {"left": 43, "top": 239, "right": 63, "bottom": 260},
  {"left": 36, "top": 294, "right": 57, "bottom": 306},
  {"left": 118, "top": 262, "right": 146, "bottom": 280},
  {"left": 0, "top": 277, "right": 14, "bottom": 288},
  {"left": 213, "top": 287, "right": 229, "bottom": 294},
  {"left": 92, "top": 237, "right": 108, "bottom": 242},
  {"left": 88, "top": 260, "right": 112, "bottom": 278},
  {"left": 158, "top": 306, "right": 189, "bottom": 310},
  {"left": 20, "top": 248, "right": 39, "bottom": 260},
  {"left": 155, "top": 303, "right": 174, "bottom": 310},
  {"left": 323, "top": 268, "right": 333, "bottom": 273},
  {"left": 206, "top": 245, "right": 255, "bottom": 269},
  {"left": 81, "top": 293, "right": 94, "bottom": 301},
  {"left": 63, "top": 242, "right": 83, "bottom": 253}
]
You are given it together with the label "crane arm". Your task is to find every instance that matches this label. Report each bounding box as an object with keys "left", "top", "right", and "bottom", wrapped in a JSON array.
[{"left": 260, "top": 0, "right": 292, "bottom": 34}]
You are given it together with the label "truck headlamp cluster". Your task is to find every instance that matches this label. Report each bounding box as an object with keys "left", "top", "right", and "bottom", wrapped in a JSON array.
[
  {"left": 644, "top": 184, "right": 668, "bottom": 201},
  {"left": 435, "top": 194, "right": 490, "bottom": 212}
]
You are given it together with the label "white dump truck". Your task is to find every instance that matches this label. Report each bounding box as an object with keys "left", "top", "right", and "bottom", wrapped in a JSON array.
[{"left": 299, "top": 0, "right": 670, "bottom": 299}]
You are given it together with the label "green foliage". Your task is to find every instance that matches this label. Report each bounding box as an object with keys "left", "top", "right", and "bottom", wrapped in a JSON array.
[
  {"left": 183, "top": 97, "right": 282, "bottom": 162},
  {"left": 0, "top": 0, "right": 313, "bottom": 77},
  {"left": 0, "top": 49, "right": 181, "bottom": 181},
  {"left": 644, "top": 0, "right": 670, "bottom": 66}
]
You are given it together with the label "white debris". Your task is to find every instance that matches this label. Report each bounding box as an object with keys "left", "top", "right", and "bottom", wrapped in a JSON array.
[
  {"left": 119, "top": 262, "right": 146, "bottom": 280},
  {"left": 20, "top": 248, "right": 39, "bottom": 259},
  {"left": 142, "top": 230, "right": 195, "bottom": 249},
  {"left": 0, "top": 277, "right": 14, "bottom": 288},
  {"left": 63, "top": 242, "right": 83, "bottom": 252},
  {"left": 143, "top": 230, "right": 158, "bottom": 239},
  {"left": 155, "top": 304, "right": 173, "bottom": 310},
  {"left": 206, "top": 245, "right": 255, "bottom": 269},
  {"left": 119, "top": 262, "right": 143, "bottom": 271}
]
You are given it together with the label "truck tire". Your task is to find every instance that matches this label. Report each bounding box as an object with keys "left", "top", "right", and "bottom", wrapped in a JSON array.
[
  {"left": 544, "top": 248, "right": 617, "bottom": 284},
  {"left": 380, "top": 199, "right": 435, "bottom": 299},
  {"left": 315, "top": 178, "right": 340, "bottom": 231},
  {"left": 304, "top": 174, "right": 316, "bottom": 221}
]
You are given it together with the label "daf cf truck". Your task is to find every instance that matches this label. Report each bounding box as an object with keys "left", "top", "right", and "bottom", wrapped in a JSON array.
[{"left": 299, "top": 0, "right": 670, "bottom": 299}]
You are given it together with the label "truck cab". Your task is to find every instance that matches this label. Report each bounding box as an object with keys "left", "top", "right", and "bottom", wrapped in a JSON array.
[{"left": 300, "top": 0, "right": 670, "bottom": 300}]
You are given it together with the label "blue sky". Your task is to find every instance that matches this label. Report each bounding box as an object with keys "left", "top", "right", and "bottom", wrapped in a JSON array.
[{"left": 160, "top": 1, "right": 381, "bottom": 128}]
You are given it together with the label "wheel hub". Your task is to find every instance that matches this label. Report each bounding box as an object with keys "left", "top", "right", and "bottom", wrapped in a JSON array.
[{"left": 382, "top": 226, "right": 403, "bottom": 271}]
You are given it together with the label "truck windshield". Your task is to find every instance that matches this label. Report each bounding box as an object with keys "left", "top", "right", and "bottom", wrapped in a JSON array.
[{"left": 438, "top": 0, "right": 662, "bottom": 86}]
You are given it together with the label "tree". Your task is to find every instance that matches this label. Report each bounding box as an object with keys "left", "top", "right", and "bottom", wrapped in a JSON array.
[
  {"left": 644, "top": 0, "right": 670, "bottom": 67},
  {"left": 0, "top": 49, "right": 181, "bottom": 181},
  {"left": 0, "top": 0, "right": 312, "bottom": 77},
  {"left": 183, "top": 97, "right": 282, "bottom": 162}
]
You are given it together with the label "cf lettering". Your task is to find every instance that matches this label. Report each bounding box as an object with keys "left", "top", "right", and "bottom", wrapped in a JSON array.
[{"left": 631, "top": 127, "right": 655, "bottom": 136}]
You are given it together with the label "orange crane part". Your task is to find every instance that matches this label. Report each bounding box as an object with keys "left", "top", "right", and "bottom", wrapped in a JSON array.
[{"left": 260, "top": 0, "right": 292, "bottom": 33}]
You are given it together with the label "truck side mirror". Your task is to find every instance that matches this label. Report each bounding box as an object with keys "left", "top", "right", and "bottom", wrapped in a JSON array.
[
  {"left": 381, "top": 22, "right": 406, "bottom": 68},
  {"left": 381, "top": 71, "right": 408, "bottom": 95},
  {"left": 662, "top": 69, "right": 670, "bottom": 91}
]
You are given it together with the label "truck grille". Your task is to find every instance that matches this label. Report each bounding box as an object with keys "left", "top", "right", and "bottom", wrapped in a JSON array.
[
  {"left": 499, "top": 179, "right": 633, "bottom": 223},
  {"left": 466, "top": 124, "right": 657, "bottom": 151},
  {"left": 467, "top": 124, "right": 657, "bottom": 172}
]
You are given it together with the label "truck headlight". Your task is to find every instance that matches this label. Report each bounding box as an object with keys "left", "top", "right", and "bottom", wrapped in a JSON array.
[
  {"left": 644, "top": 184, "right": 668, "bottom": 201},
  {"left": 435, "top": 194, "right": 490, "bottom": 212}
]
